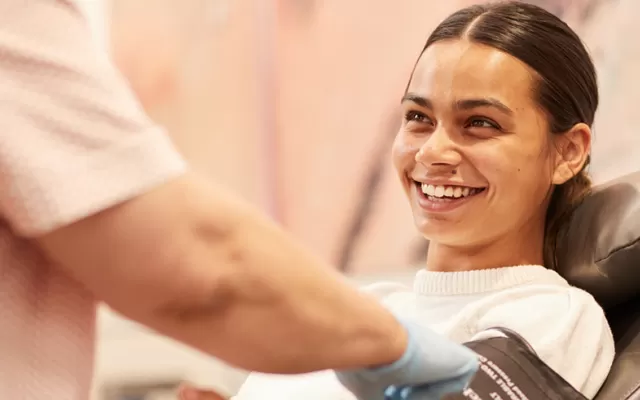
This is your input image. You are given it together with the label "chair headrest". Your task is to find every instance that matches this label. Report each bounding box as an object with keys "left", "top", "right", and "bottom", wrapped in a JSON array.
[{"left": 557, "top": 172, "right": 640, "bottom": 309}]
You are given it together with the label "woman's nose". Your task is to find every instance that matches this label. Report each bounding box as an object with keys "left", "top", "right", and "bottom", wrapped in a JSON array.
[{"left": 414, "top": 127, "right": 462, "bottom": 167}]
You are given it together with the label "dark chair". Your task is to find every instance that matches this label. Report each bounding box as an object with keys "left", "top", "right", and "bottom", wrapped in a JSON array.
[{"left": 556, "top": 172, "right": 640, "bottom": 399}]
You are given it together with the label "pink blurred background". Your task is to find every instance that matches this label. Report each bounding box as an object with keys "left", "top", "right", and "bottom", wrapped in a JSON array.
[{"left": 104, "top": 0, "right": 639, "bottom": 275}]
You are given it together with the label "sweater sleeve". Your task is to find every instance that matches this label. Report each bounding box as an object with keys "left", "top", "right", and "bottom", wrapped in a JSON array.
[
  {"left": 0, "top": 0, "right": 187, "bottom": 237},
  {"left": 471, "top": 287, "right": 615, "bottom": 399}
]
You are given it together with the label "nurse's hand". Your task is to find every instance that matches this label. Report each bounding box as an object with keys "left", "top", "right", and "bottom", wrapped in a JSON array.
[
  {"left": 177, "top": 385, "right": 227, "bottom": 400},
  {"left": 335, "top": 316, "right": 478, "bottom": 400}
]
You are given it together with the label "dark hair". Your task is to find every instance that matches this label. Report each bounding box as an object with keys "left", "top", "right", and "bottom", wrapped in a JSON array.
[{"left": 412, "top": 1, "right": 597, "bottom": 268}]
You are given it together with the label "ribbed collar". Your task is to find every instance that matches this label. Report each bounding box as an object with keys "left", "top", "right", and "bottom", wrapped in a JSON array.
[{"left": 413, "top": 265, "right": 568, "bottom": 296}]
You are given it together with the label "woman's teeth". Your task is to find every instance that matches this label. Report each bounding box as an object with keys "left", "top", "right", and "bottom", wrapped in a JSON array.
[{"left": 420, "top": 183, "right": 481, "bottom": 199}]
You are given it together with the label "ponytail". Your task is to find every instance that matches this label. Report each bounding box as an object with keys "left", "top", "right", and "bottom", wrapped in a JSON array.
[{"left": 543, "top": 159, "right": 592, "bottom": 269}]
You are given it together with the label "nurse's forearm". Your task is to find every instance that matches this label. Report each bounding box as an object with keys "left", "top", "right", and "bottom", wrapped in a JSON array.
[
  {"left": 141, "top": 175, "right": 409, "bottom": 373},
  {"left": 40, "top": 173, "right": 407, "bottom": 374}
]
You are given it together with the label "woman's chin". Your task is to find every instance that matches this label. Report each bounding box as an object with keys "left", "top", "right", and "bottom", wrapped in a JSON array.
[
  {"left": 416, "top": 216, "right": 488, "bottom": 247},
  {"left": 416, "top": 219, "right": 460, "bottom": 240}
]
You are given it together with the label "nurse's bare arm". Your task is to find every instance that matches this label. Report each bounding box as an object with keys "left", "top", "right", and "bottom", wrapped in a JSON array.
[{"left": 36, "top": 172, "right": 407, "bottom": 374}]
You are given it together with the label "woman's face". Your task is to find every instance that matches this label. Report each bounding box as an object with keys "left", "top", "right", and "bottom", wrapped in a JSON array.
[{"left": 393, "top": 39, "right": 558, "bottom": 250}]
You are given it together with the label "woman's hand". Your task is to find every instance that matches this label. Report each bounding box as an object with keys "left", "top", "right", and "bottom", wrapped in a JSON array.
[{"left": 177, "top": 385, "right": 227, "bottom": 400}]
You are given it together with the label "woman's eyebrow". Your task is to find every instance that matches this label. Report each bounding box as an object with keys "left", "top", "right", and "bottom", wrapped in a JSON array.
[
  {"left": 401, "top": 93, "right": 432, "bottom": 109},
  {"left": 455, "top": 98, "right": 514, "bottom": 116},
  {"left": 401, "top": 93, "right": 514, "bottom": 116}
]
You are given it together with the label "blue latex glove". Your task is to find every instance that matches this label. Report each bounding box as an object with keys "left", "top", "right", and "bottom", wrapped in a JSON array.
[
  {"left": 383, "top": 377, "right": 473, "bottom": 400},
  {"left": 334, "top": 316, "right": 478, "bottom": 400}
]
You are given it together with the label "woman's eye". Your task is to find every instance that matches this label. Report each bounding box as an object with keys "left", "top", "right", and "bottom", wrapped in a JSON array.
[
  {"left": 404, "top": 110, "right": 430, "bottom": 124},
  {"left": 466, "top": 118, "right": 500, "bottom": 130}
]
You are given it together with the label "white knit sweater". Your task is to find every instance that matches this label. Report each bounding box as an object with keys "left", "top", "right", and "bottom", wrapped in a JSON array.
[{"left": 235, "top": 265, "right": 615, "bottom": 400}]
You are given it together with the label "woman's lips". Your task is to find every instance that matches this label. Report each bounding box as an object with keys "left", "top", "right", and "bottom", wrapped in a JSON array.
[{"left": 413, "top": 181, "right": 486, "bottom": 213}]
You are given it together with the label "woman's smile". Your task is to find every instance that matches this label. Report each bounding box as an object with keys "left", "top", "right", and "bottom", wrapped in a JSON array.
[{"left": 412, "top": 180, "right": 487, "bottom": 213}]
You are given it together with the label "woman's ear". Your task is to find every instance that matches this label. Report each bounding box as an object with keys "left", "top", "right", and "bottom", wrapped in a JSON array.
[{"left": 552, "top": 123, "right": 592, "bottom": 185}]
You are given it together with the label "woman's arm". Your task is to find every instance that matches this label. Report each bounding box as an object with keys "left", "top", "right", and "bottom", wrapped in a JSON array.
[{"left": 474, "top": 287, "right": 615, "bottom": 398}]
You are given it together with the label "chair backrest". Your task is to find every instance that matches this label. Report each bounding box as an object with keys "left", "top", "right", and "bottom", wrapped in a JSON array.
[{"left": 556, "top": 172, "right": 640, "bottom": 399}]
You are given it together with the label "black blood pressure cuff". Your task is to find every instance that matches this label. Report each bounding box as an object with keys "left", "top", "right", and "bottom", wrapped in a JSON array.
[{"left": 444, "top": 328, "right": 587, "bottom": 400}]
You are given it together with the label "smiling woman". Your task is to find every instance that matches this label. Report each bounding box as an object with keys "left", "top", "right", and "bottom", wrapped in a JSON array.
[
  {"left": 395, "top": 3, "right": 596, "bottom": 271},
  {"left": 234, "top": 2, "right": 614, "bottom": 400}
]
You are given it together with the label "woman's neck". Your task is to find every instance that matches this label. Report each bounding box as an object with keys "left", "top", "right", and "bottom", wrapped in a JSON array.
[{"left": 425, "top": 230, "right": 545, "bottom": 272}]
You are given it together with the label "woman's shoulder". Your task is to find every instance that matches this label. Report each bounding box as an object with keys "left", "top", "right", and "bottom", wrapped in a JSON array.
[
  {"left": 469, "top": 278, "right": 614, "bottom": 398},
  {"left": 471, "top": 273, "right": 607, "bottom": 329}
]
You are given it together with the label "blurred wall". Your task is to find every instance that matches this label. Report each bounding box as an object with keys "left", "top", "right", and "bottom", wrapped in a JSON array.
[
  {"left": 109, "top": 0, "right": 270, "bottom": 208},
  {"left": 275, "top": 1, "right": 449, "bottom": 273}
]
